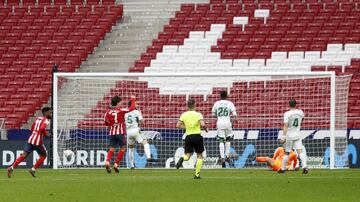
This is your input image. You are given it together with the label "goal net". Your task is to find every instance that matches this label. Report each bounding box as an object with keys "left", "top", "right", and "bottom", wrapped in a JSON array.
[{"left": 53, "top": 72, "right": 351, "bottom": 169}]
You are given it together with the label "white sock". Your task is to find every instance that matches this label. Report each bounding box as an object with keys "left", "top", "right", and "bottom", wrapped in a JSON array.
[
  {"left": 219, "top": 142, "right": 225, "bottom": 159},
  {"left": 225, "top": 142, "right": 231, "bottom": 158},
  {"left": 129, "top": 147, "right": 135, "bottom": 167},
  {"left": 299, "top": 153, "right": 307, "bottom": 168},
  {"left": 282, "top": 155, "right": 289, "bottom": 171},
  {"left": 144, "top": 143, "right": 151, "bottom": 159}
]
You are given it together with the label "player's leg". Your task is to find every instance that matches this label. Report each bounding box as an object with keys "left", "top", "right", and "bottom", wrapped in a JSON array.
[
  {"left": 7, "top": 144, "right": 31, "bottom": 178},
  {"left": 176, "top": 135, "right": 193, "bottom": 169},
  {"left": 127, "top": 135, "right": 136, "bottom": 169},
  {"left": 128, "top": 145, "right": 135, "bottom": 169},
  {"left": 141, "top": 139, "right": 151, "bottom": 159},
  {"left": 256, "top": 156, "right": 275, "bottom": 167},
  {"left": 225, "top": 129, "right": 232, "bottom": 160},
  {"left": 194, "top": 135, "right": 205, "bottom": 179},
  {"left": 105, "top": 136, "right": 117, "bottom": 173},
  {"left": 295, "top": 140, "right": 308, "bottom": 174},
  {"left": 137, "top": 133, "right": 154, "bottom": 162},
  {"left": 29, "top": 145, "right": 47, "bottom": 178},
  {"left": 217, "top": 129, "right": 226, "bottom": 167},
  {"left": 11, "top": 151, "right": 30, "bottom": 169},
  {"left": 114, "top": 135, "right": 126, "bottom": 173},
  {"left": 279, "top": 140, "right": 292, "bottom": 173},
  {"left": 224, "top": 130, "right": 233, "bottom": 166}
]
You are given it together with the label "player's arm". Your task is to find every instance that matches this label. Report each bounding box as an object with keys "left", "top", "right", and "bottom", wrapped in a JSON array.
[
  {"left": 199, "top": 113, "right": 208, "bottom": 132},
  {"left": 176, "top": 113, "right": 185, "bottom": 129},
  {"left": 211, "top": 104, "right": 217, "bottom": 118},
  {"left": 200, "top": 120, "right": 208, "bottom": 133},
  {"left": 137, "top": 112, "right": 144, "bottom": 127},
  {"left": 104, "top": 112, "right": 111, "bottom": 126},
  {"left": 231, "top": 103, "right": 238, "bottom": 123},
  {"left": 176, "top": 120, "right": 184, "bottom": 129},
  {"left": 280, "top": 113, "right": 289, "bottom": 143},
  {"left": 272, "top": 147, "right": 280, "bottom": 160},
  {"left": 41, "top": 120, "right": 50, "bottom": 136},
  {"left": 120, "top": 95, "right": 136, "bottom": 112},
  {"left": 301, "top": 110, "right": 305, "bottom": 122},
  {"left": 280, "top": 123, "right": 288, "bottom": 144}
]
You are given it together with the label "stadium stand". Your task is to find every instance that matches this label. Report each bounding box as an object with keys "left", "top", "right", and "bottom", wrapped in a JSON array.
[
  {"left": 1, "top": 0, "right": 359, "bottom": 129},
  {"left": 0, "top": 1, "right": 123, "bottom": 128},
  {"left": 78, "top": 78, "right": 332, "bottom": 129},
  {"left": 84, "top": 0, "right": 359, "bottom": 129}
]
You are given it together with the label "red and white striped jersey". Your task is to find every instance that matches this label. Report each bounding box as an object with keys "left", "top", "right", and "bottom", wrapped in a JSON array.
[
  {"left": 104, "top": 98, "right": 135, "bottom": 135},
  {"left": 28, "top": 116, "right": 50, "bottom": 146}
]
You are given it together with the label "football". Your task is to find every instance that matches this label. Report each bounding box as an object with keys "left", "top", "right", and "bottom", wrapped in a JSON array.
[{"left": 63, "top": 150, "right": 74, "bottom": 159}]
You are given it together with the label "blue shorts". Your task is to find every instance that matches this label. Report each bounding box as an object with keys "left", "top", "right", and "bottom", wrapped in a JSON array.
[
  {"left": 109, "top": 135, "right": 126, "bottom": 148},
  {"left": 24, "top": 143, "right": 47, "bottom": 157}
]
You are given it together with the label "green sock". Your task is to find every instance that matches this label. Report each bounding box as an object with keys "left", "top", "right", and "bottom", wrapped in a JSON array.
[
  {"left": 195, "top": 159, "right": 203, "bottom": 176},
  {"left": 183, "top": 155, "right": 189, "bottom": 161}
]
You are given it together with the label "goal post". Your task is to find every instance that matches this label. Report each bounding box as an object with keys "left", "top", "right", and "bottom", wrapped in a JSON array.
[{"left": 52, "top": 72, "right": 351, "bottom": 170}]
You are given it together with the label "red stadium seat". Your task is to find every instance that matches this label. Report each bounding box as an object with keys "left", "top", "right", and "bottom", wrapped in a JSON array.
[
  {"left": 22, "top": 0, "right": 36, "bottom": 5},
  {"left": 38, "top": 0, "right": 51, "bottom": 5},
  {"left": 102, "top": 0, "right": 115, "bottom": 4},
  {"left": 0, "top": 75, "right": 15, "bottom": 82},
  {"left": 12, "top": 61, "right": 28, "bottom": 69},
  {"left": 15, "top": 74, "right": 31, "bottom": 82},
  {"left": 0, "top": 107, "right": 13, "bottom": 116},
  {"left": 7, "top": 0, "right": 20, "bottom": 6}
]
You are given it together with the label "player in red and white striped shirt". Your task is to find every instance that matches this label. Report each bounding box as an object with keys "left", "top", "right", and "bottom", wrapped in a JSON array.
[
  {"left": 104, "top": 95, "right": 135, "bottom": 173},
  {"left": 7, "top": 107, "right": 52, "bottom": 178}
]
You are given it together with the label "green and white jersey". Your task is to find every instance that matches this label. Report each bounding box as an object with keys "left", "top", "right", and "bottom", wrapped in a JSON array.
[
  {"left": 125, "top": 110, "right": 143, "bottom": 130},
  {"left": 284, "top": 109, "right": 304, "bottom": 140},
  {"left": 212, "top": 100, "right": 237, "bottom": 129}
]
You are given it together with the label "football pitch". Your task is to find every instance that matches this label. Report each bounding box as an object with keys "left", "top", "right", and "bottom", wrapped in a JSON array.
[{"left": 1, "top": 169, "right": 360, "bottom": 202}]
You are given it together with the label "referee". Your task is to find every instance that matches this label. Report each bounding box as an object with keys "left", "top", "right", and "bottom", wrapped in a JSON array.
[{"left": 176, "top": 99, "right": 208, "bottom": 179}]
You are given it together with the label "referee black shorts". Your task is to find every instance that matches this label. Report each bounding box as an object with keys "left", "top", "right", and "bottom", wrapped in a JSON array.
[{"left": 184, "top": 134, "right": 204, "bottom": 154}]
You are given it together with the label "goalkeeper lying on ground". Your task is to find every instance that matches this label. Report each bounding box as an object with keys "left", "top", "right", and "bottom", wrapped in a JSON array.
[{"left": 256, "top": 147, "right": 298, "bottom": 171}]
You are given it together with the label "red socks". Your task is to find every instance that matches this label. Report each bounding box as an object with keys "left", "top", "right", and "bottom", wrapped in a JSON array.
[
  {"left": 12, "top": 155, "right": 26, "bottom": 169},
  {"left": 32, "top": 156, "right": 46, "bottom": 170},
  {"left": 106, "top": 150, "right": 114, "bottom": 162},
  {"left": 107, "top": 150, "right": 124, "bottom": 164},
  {"left": 115, "top": 150, "right": 125, "bottom": 164},
  {"left": 12, "top": 155, "right": 46, "bottom": 170}
]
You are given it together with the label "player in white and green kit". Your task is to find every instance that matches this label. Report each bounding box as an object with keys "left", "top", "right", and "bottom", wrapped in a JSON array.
[
  {"left": 212, "top": 91, "right": 237, "bottom": 168},
  {"left": 279, "top": 100, "right": 308, "bottom": 174},
  {"left": 125, "top": 101, "right": 155, "bottom": 169}
]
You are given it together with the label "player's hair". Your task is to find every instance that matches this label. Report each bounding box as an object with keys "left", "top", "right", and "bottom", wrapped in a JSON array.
[
  {"left": 42, "top": 106, "right": 52, "bottom": 114},
  {"left": 220, "top": 91, "right": 228, "bottom": 99},
  {"left": 289, "top": 100, "right": 297, "bottom": 108},
  {"left": 111, "top": 96, "right": 121, "bottom": 106},
  {"left": 187, "top": 99, "right": 196, "bottom": 109}
]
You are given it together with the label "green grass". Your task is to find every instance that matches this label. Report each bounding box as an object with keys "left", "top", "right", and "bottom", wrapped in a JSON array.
[{"left": 1, "top": 169, "right": 360, "bottom": 202}]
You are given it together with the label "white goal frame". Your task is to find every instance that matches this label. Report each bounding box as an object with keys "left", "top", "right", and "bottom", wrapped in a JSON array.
[{"left": 52, "top": 72, "right": 338, "bottom": 169}]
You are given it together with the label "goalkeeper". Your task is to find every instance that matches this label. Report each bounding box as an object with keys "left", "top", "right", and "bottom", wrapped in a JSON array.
[{"left": 256, "top": 147, "right": 298, "bottom": 171}]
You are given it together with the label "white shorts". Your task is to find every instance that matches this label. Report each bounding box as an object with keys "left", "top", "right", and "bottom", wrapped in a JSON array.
[
  {"left": 285, "top": 138, "right": 302, "bottom": 153},
  {"left": 127, "top": 128, "right": 144, "bottom": 145},
  {"left": 217, "top": 128, "right": 233, "bottom": 139}
]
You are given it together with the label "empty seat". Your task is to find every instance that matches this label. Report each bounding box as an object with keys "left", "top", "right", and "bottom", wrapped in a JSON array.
[
  {"left": 288, "top": 51, "right": 304, "bottom": 60},
  {"left": 327, "top": 44, "right": 343, "bottom": 52}
]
